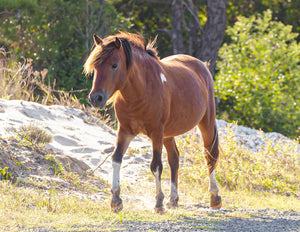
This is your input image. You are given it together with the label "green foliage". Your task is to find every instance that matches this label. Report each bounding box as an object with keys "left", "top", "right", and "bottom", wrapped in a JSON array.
[
  {"left": 45, "top": 155, "right": 64, "bottom": 175},
  {"left": 216, "top": 10, "right": 300, "bottom": 138},
  {"left": 226, "top": 0, "right": 300, "bottom": 41},
  {"left": 0, "top": 167, "right": 12, "bottom": 180}
]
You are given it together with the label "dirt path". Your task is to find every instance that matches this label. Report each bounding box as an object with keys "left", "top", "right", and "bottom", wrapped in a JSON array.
[{"left": 74, "top": 207, "right": 300, "bottom": 231}]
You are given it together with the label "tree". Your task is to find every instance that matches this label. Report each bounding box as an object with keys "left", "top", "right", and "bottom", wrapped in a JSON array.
[
  {"left": 198, "top": 0, "right": 226, "bottom": 77},
  {"left": 137, "top": 0, "right": 226, "bottom": 78},
  {"left": 170, "top": 0, "right": 184, "bottom": 54},
  {"left": 0, "top": 0, "right": 131, "bottom": 102}
]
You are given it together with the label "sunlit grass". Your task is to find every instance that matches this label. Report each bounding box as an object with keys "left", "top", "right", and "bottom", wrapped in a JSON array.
[
  {"left": 1, "top": 123, "right": 299, "bottom": 231},
  {"left": 158, "top": 123, "right": 300, "bottom": 212},
  {"left": 0, "top": 48, "right": 83, "bottom": 108}
]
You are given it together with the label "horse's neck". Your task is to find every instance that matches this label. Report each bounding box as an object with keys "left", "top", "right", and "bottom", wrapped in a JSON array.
[{"left": 120, "top": 54, "right": 161, "bottom": 103}]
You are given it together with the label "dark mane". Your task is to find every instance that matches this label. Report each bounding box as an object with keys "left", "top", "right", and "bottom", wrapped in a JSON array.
[{"left": 84, "top": 32, "right": 159, "bottom": 75}]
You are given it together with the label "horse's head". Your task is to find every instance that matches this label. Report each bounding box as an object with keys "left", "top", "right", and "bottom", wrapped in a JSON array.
[{"left": 84, "top": 34, "right": 129, "bottom": 108}]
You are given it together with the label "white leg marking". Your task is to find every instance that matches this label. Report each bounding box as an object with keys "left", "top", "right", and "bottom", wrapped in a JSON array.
[
  {"left": 153, "top": 168, "right": 163, "bottom": 195},
  {"left": 160, "top": 73, "right": 167, "bottom": 83},
  {"left": 112, "top": 161, "right": 121, "bottom": 192},
  {"left": 209, "top": 170, "right": 219, "bottom": 196},
  {"left": 170, "top": 182, "right": 178, "bottom": 201}
]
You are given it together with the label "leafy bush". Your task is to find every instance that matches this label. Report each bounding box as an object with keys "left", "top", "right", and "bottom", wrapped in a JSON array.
[{"left": 216, "top": 10, "right": 300, "bottom": 138}]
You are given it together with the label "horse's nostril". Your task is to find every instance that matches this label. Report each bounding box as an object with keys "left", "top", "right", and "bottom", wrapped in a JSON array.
[
  {"left": 96, "top": 95, "right": 103, "bottom": 103},
  {"left": 89, "top": 92, "right": 106, "bottom": 108}
]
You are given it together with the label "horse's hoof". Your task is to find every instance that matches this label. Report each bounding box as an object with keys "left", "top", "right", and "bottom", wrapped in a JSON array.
[
  {"left": 111, "top": 197, "right": 123, "bottom": 213},
  {"left": 154, "top": 207, "right": 165, "bottom": 214},
  {"left": 166, "top": 200, "right": 178, "bottom": 209},
  {"left": 111, "top": 202, "right": 123, "bottom": 212},
  {"left": 210, "top": 195, "right": 222, "bottom": 209}
]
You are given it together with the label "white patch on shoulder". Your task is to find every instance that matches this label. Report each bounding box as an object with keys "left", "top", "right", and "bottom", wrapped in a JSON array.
[{"left": 160, "top": 73, "right": 167, "bottom": 83}]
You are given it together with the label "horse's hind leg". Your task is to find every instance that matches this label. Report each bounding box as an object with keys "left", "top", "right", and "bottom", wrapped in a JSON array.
[
  {"left": 163, "top": 137, "right": 179, "bottom": 209},
  {"left": 198, "top": 121, "right": 222, "bottom": 209}
]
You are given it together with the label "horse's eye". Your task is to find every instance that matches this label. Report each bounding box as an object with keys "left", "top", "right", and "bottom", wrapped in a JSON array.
[{"left": 112, "top": 63, "right": 118, "bottom": 69}]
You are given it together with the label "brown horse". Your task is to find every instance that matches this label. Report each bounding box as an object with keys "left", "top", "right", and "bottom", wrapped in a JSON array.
[{"left": 84, "top": 32, "right": 221, "bottom": 213}]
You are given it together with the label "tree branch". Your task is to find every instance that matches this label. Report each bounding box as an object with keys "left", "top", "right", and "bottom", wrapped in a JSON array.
[
  {"left": 183, "top": 1, "right": 203, "bottom": 32},
  {"left": 157, "top": 28, "right": 172, "bottom": 36}
]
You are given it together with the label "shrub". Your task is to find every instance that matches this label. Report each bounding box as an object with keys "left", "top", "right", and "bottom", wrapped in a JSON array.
[{"left": 216, "top": 10, "right": 300, "bottom": 138}]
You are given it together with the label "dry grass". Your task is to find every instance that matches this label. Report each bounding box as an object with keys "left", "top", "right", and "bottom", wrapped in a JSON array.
[
  {"left": 0, "top": 47, "right": 117, "bottom": 129},
  {"left": 157, "top": 124, "right": 300, "bottom": 211},
  {"left": 14, "top": 122, "right": 53, "bottom": 144},
  {"left": 0, "top": 48, "right": 83, "bottom": 108}
]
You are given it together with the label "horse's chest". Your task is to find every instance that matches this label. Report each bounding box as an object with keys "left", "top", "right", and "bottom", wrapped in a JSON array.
[{"left": 129, "top": 119, "right": 148, "bottom": 135}]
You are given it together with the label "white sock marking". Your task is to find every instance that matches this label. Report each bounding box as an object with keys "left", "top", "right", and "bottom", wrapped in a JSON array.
[
  {"left": 153, "top": 168, "right": 162, "bottom": 195},
  {"left": 170, "top": 182, "right": 178, "bottom": 201},
  {"left": 209, "top": 170, "right": 219, "bottom": 195},
  {"left": 160, "top": 73, "right": 167, "bottom": 83},
  {"left": 112, "top": 161, "right": 121, "bottom": 192}
]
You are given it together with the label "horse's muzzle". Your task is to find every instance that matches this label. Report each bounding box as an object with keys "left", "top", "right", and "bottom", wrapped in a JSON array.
[{"left": 89, "top": 90, "right": 108, "bottom": 109}]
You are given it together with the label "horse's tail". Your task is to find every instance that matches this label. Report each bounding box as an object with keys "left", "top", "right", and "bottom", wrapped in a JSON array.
[
  {"left": 203, "top": 61, "right": 211, "bottom": 70},
  {"left": 204, "top": 123, "right": 219, "bottom": 175}
]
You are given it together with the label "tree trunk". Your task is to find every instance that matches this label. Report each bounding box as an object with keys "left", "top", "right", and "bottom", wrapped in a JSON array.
[
  {"left": 198, "top": 0, "right": 226, "bottom": 78},
  {"left": 187, "top": 0, "right": 201, "bottom": 58},
  {"left": 171, "top": 0, "right": 184, "bottom": 54}
]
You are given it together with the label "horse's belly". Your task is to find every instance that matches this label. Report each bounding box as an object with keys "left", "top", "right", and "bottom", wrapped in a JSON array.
[{"left": 163, "top": 86, "right": 207, "bottom": 137}]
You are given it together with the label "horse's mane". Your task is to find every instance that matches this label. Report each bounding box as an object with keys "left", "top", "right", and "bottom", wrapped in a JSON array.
[{"left": 84, "top": 32, "right": 159, "bottom": 75}]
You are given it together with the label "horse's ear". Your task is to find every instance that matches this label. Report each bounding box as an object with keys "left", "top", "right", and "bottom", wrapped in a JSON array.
[
  {"left": 115, "top": 37, "right": 121, "bottom": 49},
  {"left": 93, "top": 34, "right": 103, "bottom": 46}
]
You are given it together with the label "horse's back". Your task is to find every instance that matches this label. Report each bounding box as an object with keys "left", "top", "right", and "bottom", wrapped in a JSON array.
[{"left": 161, "top": 54, "right": 213, "bottom": 86}]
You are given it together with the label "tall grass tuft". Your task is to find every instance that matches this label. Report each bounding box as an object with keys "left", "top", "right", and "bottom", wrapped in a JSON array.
[
  {"left": 16, "top": 122, "right": 53, "bottom": 144},
  {"left": 176, "top": 124, "right": 300, "bottom": 198}
]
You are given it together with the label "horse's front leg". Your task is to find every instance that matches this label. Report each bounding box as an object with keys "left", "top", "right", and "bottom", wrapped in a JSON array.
[
  {"left": 150, "top": 131, "right": 165, "bottom": 213},
  {"left": 111, "top": 128, "right": 134, "bottom": 212}
]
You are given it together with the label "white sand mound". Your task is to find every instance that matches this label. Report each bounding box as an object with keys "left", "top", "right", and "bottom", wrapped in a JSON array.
[
  {"left": 0, "top": 99, "right": 151, "bottom": 183},
  {"left": 1, "top": 99, "right": 298, "bottom": 184}
]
